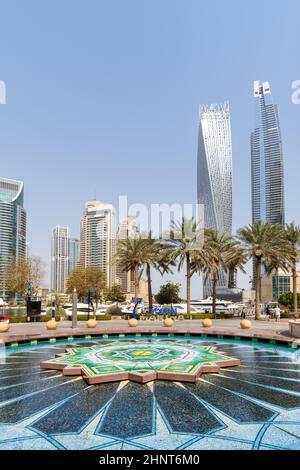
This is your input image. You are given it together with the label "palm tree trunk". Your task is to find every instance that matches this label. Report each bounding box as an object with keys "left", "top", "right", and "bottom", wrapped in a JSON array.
[
  {"left": 134, "top": 266, "right": 139, "bottom": 300},
  {"left": 212, "top": 272, "right": 217, "bottom": 316},
  {"left": 292, "top": 264, "right": 298, "bottom": 313},
  {"left": 146, "top": 263, "right": 153, "bottom": 313},
  {"left": 186, "top": 253, "right": 191, "bottom": 317},
  {"left": 255, "top": 257, "right": 261, "bottom": 320}
]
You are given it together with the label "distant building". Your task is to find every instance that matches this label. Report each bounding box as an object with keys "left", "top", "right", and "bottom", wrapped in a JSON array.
[
  {"left": 261, "top": 269, "right": 300, "bottom": 304},
  {"left": 197, "top": 102, "right": 233, "bottom": 298},
  {"left": 0, "top": 177, "right": 26, "bottom": 300},
  {"left": 116, "top": 217, "right": 139, "bottom": 298},
  {"left": 51, "top": 226, "right": 69, "bottom": 293},
  {"left": 80, "top": 200, "right": 116, "bottom": 288},
  {"left": 251, "top": 81, "right": 285, "bottom": 289},
  {"left": 68, "top": 237, "right": 80, "bottom": 274}
]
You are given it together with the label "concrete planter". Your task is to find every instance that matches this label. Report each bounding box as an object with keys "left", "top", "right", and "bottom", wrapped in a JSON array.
[
  {"left": 46, "top": 320, "right": 57, "bottom": 330},
  {"left": 240, "top": 319, "right": 252, "bottom": 330},
  {"left": 128, "top": 318, "right": 138, "bottom": 327},
  {"left": 202, "top": 318, "right": 213, "bottom": 328},
  {"left": 163, "top": 318, "right": 174, "bottom": 327},
  {"left": 289, "top": 320, "right": 300, "bottom": 338},
  {"left": 87, "top": 319, "right": 97, "bottom": 329}
]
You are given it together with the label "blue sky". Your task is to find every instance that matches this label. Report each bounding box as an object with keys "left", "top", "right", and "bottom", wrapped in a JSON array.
[{"left": 0, "top": 0, "right": 299, "bottom": 297}]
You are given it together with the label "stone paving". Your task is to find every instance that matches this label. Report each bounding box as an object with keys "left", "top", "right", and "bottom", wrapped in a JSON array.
[{"left": 1, "top": 317, "right": 299, "bottom": 346}]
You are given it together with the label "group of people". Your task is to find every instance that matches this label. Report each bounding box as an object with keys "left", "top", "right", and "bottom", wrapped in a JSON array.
[{"left": 265, "top": 304, "right": 282, "bottom": 322}]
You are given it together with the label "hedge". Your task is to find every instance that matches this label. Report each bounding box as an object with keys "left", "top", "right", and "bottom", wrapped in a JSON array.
[{"left": 8, "top": 314, "right": 112, "bottom": 323}]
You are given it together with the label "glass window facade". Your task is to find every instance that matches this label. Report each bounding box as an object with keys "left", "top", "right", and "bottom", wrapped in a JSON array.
[{"left": 272, "top": 275, "right": 290, "bottom": 301}]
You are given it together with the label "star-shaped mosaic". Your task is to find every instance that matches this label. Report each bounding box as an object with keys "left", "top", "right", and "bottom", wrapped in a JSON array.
[{"left": 40, "top": 341, "right": 240, "bottom": 384}]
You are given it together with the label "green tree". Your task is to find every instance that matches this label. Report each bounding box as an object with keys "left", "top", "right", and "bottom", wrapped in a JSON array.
[
  {"left": 237, "top": 221, "right": 294, "bottom": 320},
  {"left": 285, "top": 223, "right": 300, "bottom": 312},
  {"left": 155, "top": 282, "right": 181, "bottom": 305},
  {"left": 201, "top": 230, "right": 246, "bottom": 315},
  {"left": 6, "top": 256, "right": 45, "bottom": 298},
  {"left": 66, "top": 266, "right": 106, "bottom": 309},
  {"left": 104, "top": 284, "right": 126, "bottom": 304},
  {"left": 113, "top": 237, "right": 146, "bottom": 299},
  {"left": 278, "top": 292, "right": 300, "bottom": 309},
  {"left": 166, "top": 218, "right": 203, "bottom": 315}
]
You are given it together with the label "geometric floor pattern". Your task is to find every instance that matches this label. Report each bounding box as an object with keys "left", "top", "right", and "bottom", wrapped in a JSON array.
[{"left": 0, "top": 337, "right": 300, "bottom": 450}]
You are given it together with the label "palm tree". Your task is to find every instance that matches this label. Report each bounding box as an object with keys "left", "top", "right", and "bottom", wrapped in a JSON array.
[
  {"left": 237, "top": 221, "right": 293, "bottom": 320},
  {"left": 285, "top": 223, "right": 300, "bottom": 312},
  {"left": 114, "top": 236, "right": 145, "bottom": 299},
  {"left": 166, "top": 218, "right": 203, "bottom": 315},
  {"left": 138, "top": 232, "right": 173, "bottom": 314},
  {"left": 201, "top": 230, "right": 246, "bottom": 316}
]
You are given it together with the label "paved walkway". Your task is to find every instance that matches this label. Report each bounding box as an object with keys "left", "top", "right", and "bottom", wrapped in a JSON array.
[{"left": 1, "top": 317, "right": 299, "bottom": 346}]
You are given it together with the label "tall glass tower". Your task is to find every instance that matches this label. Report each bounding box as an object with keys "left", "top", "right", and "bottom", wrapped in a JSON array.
[
  {"left": 197, "top": 102, "right": 233, "bottom": 298},
  {"left": 251, "top": 81, "right": 285, "bottom": 226},
  {"left": 0, "top": 177, "right": 27, "bottom": 300},
  {"left": 51, "top": 226, "right": 69, "bottom": 293},
  {"left": 251, "top": 81, "right": 285, "bottom": 289}
]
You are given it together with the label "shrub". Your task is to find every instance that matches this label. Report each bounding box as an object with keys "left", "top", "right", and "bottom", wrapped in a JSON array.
[{"left": 105, "top": 305, "right": 123, "bottom": 316}]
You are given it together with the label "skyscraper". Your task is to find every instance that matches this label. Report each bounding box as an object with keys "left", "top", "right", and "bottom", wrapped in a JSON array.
[
  {"left": 197, "top": 102, "right": 233, "bottom": 298},
  {"left": 80, "top": 200, "right": 116, "bottom": 288},
  {"left": 51, "top": 226, "right": 69, "bottom": 293},
  {"left": 251, "top": 81, "right": 285, "bottom": 225},
  {"left": 68, "top": 237, "right": 80, "bottom": 274},
  {"left": 0, "top": 177, "right": 27, "bottom": 300},
  {"left": 116, "top": 217, "right": 139, "bottom": 298}
]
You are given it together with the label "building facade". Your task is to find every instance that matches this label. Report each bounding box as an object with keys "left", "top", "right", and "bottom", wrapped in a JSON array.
[
  {"left": 68, "top": 237, "right": 80, "bottom": 274},
  {"left": 51, "top": 226, "right": 69, "bottom": 293},
  {"left": 116, "top": 217, "right": 139, "bottom": 298},
  {"left": 261, "top": 269, "right": 300, "bottom": 304},
  {"left": 80, "top": 200, "right": 116, "bottom": 288},
  {"left": 251, "top": 81, "right": 285, "bottom": 226},
  {"left": 0, "top": 177, "right": 27, "bottom": 300},
  {"left": 197, "top": 102, "right": 233, "bottom": 298}
]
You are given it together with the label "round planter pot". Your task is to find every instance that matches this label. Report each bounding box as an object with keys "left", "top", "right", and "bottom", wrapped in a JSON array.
[
  {"left": 163, "top": 318, "right": 174, "bottom": 327},
  {"left": 202, "top": 318, "right": 212, "bottom": 328},
  {"left": 240, "top": 319, "right": 252, "bottom": 330},
  {"left": 46, "top": 320, "right": 57, "bottom": 330},
  {"left": 86, "top": 319, "right": 97, "bottom": 329},
  {"left": 128, "top": 318, "right": 138, "bottom": 327},
  {"left": 0, "top": 322, "right": 10, "bottom": 333}
]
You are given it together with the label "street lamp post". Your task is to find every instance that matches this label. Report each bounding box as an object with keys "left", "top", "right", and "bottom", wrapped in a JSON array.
[{"left": 51, "top": 296, "right": 56, "bottom": 320}]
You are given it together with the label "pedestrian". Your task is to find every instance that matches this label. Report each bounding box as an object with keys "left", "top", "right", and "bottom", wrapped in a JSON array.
[
  {"left": 274, "top": 306, "right": 281, "bottom": 322},
  {"left": 265, "top": 304, "right": 271, "bottom": 321}
]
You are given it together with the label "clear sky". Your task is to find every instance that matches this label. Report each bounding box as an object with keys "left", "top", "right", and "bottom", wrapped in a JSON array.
[{"left": 0, "top": 0, "right": 299, "bottom": 297}]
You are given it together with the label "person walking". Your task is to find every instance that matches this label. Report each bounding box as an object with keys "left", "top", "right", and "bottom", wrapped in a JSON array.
[{"left": 274, "top": 306, "right": 281, "bottom": 322}]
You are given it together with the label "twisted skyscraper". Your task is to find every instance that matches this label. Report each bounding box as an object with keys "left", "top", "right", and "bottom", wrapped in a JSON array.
[{"left": 197, "top": 102, "right": 233, "bottom": 298}]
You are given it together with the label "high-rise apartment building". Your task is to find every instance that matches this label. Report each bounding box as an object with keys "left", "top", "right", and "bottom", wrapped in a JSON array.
[
  {"left": 51, "top": 226, "right": 69, "bottom": 293},
  {"left": 80, "top": 200, "right": 116, "bottom": 288},
  {"left": 68, "top": 237, "right": 80, "bottom": 274},
  {"left": 116, "top": 217, "right": 139, "bottom": 297},
  {"left": 197, "top": 102, "right": 233, "bottom": 298},
  {"left": 0, "top": 177, "right": 27, "bottom": 300},
  {"left": 251, "top": 81, "right": 285, "bottom": 289},
  {"left": 251, "top": 81, "right": 285, "bottom": 226}
]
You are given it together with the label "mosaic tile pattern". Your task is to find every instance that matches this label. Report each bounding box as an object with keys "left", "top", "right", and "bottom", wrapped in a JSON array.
[
  {"left": 0, "top": 337, "right": 300, "bottom": 450},
  {"left": 40, "top": 341, "right": 240, "bottom": 383}
]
